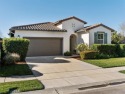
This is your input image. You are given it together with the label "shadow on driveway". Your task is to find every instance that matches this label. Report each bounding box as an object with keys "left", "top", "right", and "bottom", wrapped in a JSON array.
[
  {"left": 25, "top": 56, "right": 71, "bottom": 77},
  {"left": 26, "top": 64, "right": 43, "bottom": 77},
  {"left": 26, "top": 56, "right": 70, "bottom": 63}
]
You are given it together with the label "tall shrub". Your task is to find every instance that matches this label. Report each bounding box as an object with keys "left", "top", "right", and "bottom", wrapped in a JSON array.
[
  {"left": 120, "top": 44, "right": 125, "bottom": 57},
  {"left": 82, "top": 51, "right": 98, "bottom": 59},
  {"left": 2, "top": 38, "right": 29, "bottom": 61},
  {"left": 115, "top": 44, "right": 121, "bottom": 57},
  {"left": 92, "top": 44, "right": 125, "bottom": 57}
]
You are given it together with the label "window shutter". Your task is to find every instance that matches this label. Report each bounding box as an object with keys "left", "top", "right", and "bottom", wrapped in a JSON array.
[
  {"left": 94, "top": 32, "right": 98, "bottom": 44},
  {"left": 104, "top": 33, "right": 107, "bottom": 44}
]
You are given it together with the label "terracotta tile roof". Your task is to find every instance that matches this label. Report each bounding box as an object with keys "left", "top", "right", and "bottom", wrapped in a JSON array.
[
  {"left": 55, "top": 16, "right": 87, "bottom": 25},
  {"left": 77, "top": 23, "right": 115, "bottom": 32},
  {"left": 10, "top": 22, "right": 67, "bottom": 32}
]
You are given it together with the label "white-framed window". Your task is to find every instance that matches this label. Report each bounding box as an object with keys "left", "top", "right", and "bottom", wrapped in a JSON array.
[{"left": 97, "top": 33, "right": 104, "bottom": 44}]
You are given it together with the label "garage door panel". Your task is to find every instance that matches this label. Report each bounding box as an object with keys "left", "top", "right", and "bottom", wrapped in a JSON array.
[{"left": 26, "top": 38, "right": 63, "bottom": 56}]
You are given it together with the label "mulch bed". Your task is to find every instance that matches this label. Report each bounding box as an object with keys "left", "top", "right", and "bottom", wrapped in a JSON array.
[{"left": 72, "top": 56, "right": 81, "bottom": 60}]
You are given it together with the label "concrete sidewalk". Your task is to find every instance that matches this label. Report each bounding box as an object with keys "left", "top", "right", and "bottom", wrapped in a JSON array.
[
  {"left": 1, "top": 66, "right": 125, "bottom": 84},
  {"left": 16, "top": 79, "right": 125, "bottom": 94}
]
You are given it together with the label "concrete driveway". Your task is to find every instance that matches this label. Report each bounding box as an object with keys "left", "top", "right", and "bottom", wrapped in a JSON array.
[{"left": 26, "top": 56, "right": 125, "bottom": 89}]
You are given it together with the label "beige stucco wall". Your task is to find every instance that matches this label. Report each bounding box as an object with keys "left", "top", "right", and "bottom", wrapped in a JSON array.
[
  {"left": 14, "top": 18, "right": 112, "bottom": 54},
  {"left": 77, "top": 26, "right": 112, "bottom": 46},
  {"left": 81, "top": 33, "right": 89, "bottom": 45},
  {"left": 57, "top": 24, "right": 62, "bottom": 29},
  {"left": 62, "top": 19, "right": 84, "bottom": 32},
  {"left": 14, "top": 30, "right": 68, "bottom": 53},
  {"left": 14, "top": 19, "right": 85, "bottom": 54},
  {"left": 77, "top": 32, "right": 89, "bottom": 46},
  {"left": 89, "top": 26, "right": 111, "bottom": 45},
  {"left": 57, "top": 18, "right": 85, "bottom": 48}
]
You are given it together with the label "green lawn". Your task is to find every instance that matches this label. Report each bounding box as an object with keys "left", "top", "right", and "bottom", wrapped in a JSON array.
[
  {"left": 119, "top": 70, "right": 125, "bottom": 74},
  {"left": 0, "top": 79, "right": 44, "bottom": 94},
  {"left": 83, "top": 57, "right": 125, "bottom": 68},
  {"left": 0, "top": 63, "right": 33, "bottom": 77}
]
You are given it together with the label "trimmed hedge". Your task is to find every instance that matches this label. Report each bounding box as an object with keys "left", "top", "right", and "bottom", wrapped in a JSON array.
[
  {"left": 64, "top": 51, "right": 72, "bottom": 56},
  {"left": 95, "top": 53, "right": 110, "bottom": 59},
  {"left": 2, "top": 38, "right": 29, "bottom": 61},
  {"left": 79, "top": 51, "right": 110, "bottom": 59},
  {"left": 82, "top": 51, "right": 98, "bottom": 59},
  {"left": 120, "top": 44, "right": 125, "bottom": 57},
  {"left": 92, "top": 44, "right": 125, "bottom": 57}
]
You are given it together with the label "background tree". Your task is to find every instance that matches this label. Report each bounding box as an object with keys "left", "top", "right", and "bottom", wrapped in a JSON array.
[
  {"left": 111, "top": 32, "right": 124, "bottom": 44},
  {"left": 120, "top": 22, "right": 125, "bottom": 43},
  {"left": 120, "top": 22, "right": 125, "bottom": 36},
  {"left": 0, "top": 30, "right": 3, "bottom": 38},
  {"left": 112, "top": 22, "right": 125, "bottom": 44}
]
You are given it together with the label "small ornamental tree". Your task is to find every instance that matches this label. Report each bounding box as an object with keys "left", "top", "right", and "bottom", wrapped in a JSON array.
[
  {"left": 76, "top": 43, "right": 89, "bottom": 59},
  {"left": 76, "top": 43, "right": 89, "bottom": 53}
]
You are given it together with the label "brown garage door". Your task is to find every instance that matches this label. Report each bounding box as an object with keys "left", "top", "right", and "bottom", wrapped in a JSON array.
[{"left": 26, "top": 37, "right": 63, "bottom": 56}]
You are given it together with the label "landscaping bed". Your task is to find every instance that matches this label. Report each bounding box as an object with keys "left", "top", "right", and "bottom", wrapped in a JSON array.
[
  {"left": 0, "top": 62, "right": 33, "bottom": 77},
  {"left": 83, "top": 57, "right": 125, "bottom": 68},
  {"left": 0, "top": 79, "right": 44, "bottom": 94}
]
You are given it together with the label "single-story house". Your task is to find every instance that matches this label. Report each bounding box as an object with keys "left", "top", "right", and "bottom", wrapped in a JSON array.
[{"left": 9, "top": 16, "right": 114, "bottom": 56}]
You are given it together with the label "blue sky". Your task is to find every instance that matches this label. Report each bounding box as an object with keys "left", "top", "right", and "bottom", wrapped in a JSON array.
[{"left": 0, "top": 0, "right": 125, "bottom": 37}]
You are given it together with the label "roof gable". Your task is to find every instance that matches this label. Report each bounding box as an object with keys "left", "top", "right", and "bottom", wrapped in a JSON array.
[
  {"left": 55, "top": 16, "right": 87, "bottom": 26},
  {"left": 85, "top": 23, "right": 115, "bottom": 31},
  {"left": 76, "top": 23, "right": 115, "bottom": 32}
]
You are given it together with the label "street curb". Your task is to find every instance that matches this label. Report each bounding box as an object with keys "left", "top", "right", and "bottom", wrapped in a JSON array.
[
  {"left": 14, "top": 78, "right": 125, "bottom": 94},
  {"left": 56, "top": 81, "right": 107, "bottom": 94},
  {"left": 55, "top": 78, "right": 125, "bottom": 94},
  {"left": 106, "top": 78, "right": 125, "bottom": 85}
]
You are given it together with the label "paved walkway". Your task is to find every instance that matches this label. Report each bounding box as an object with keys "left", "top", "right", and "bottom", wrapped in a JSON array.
[{"left": 1, "top": 56, "right": 125, "bottom": 90}]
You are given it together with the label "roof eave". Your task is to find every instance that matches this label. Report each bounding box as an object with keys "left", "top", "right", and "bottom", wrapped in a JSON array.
[
  {"left": 55, "top": 16, "right": 87, "bottom": 26},
  {"left": 84, "top": 24, "right": 115, "bottom": 32},
  {"left": 10, "top": 29, "right": 67, "bottom": 32},
  {"left": 75, "top": 29, "right": 86, "bottom": 33},
  {"left": 55, "top": 21, "right": 87, "bottom": 26}
]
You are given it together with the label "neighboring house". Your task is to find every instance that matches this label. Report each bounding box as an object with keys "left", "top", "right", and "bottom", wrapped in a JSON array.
[{"left": 9, "top": 16, "right": 114, "bottom": 56}]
